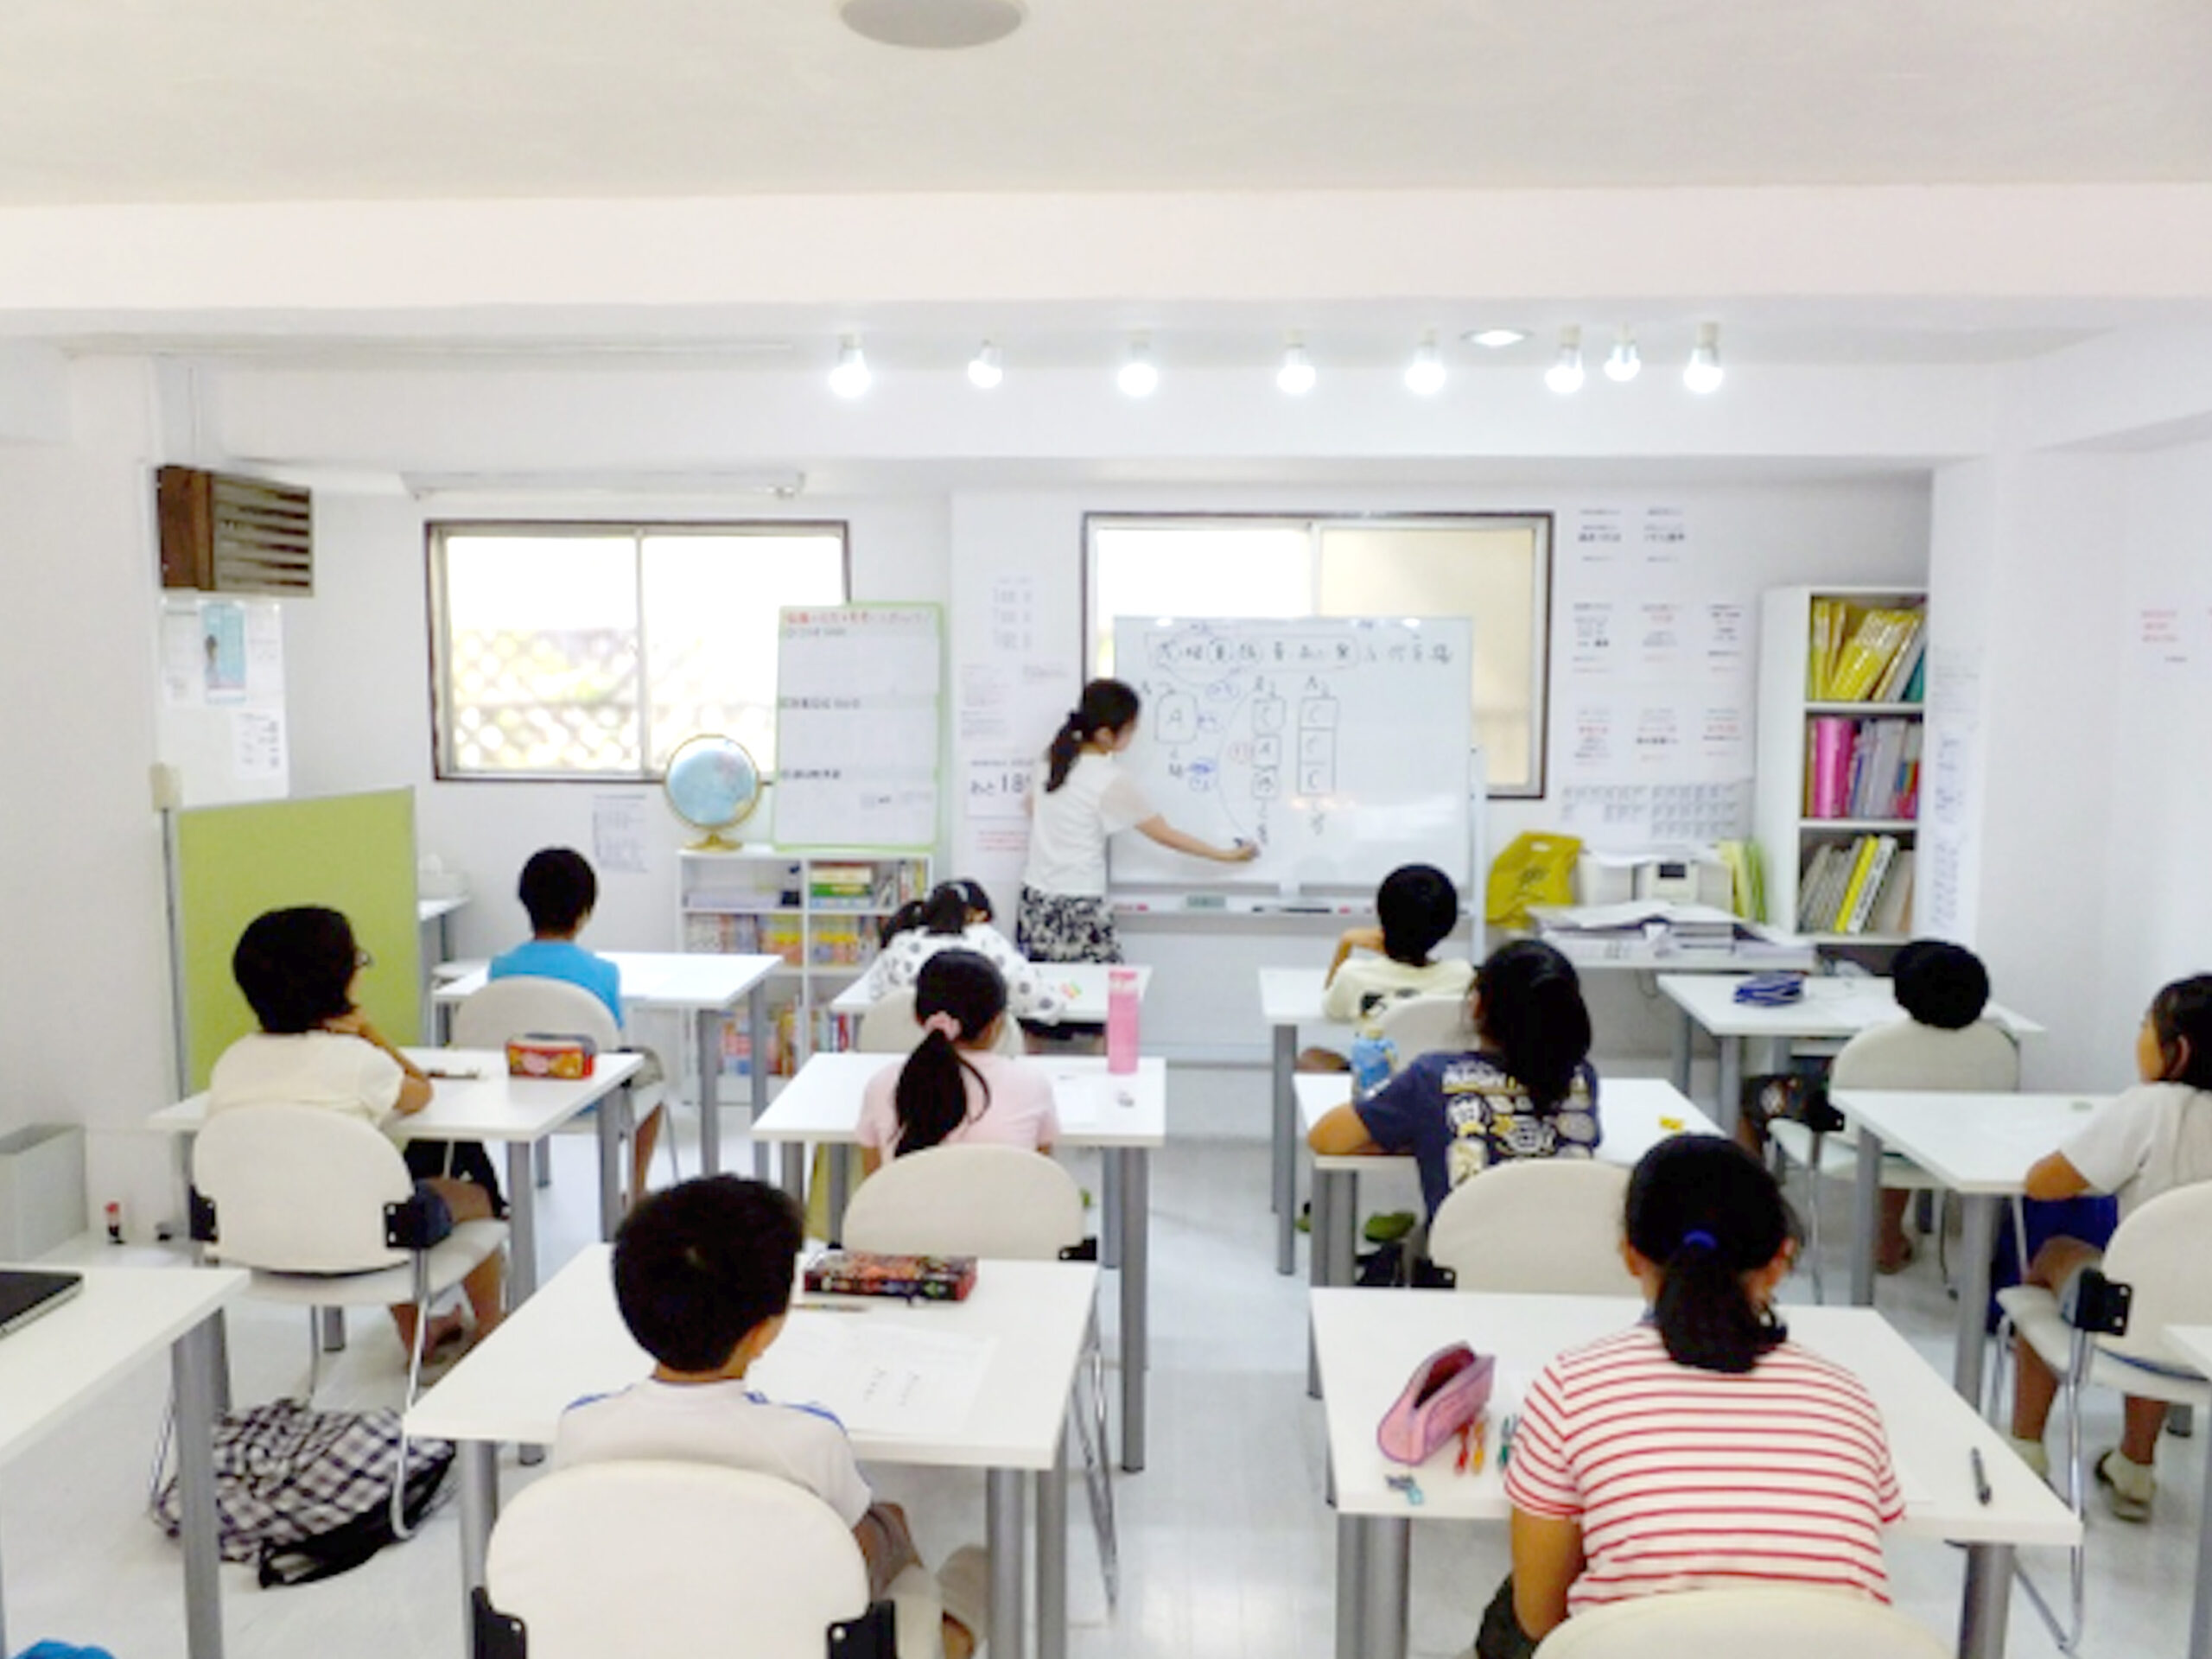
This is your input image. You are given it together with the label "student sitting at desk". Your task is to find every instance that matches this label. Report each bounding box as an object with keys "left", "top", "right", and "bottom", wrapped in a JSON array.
[
  {"left": 1307, "top": 939, "right": 1599, "bottom": 1217},
  {"left": 1299, "top": 862, "right": 1473, "bottom": 1071},
  {"left": 858, "top": 951, "right": 1059, "bottom": 1174},
  {"left": 207, "top": 906, "right": 505, "bottom": 1358},
  {"left": 556, "top": 1176, "right": 986, "bottom": 1659},
  {"left": 851, "top": 879, "right": 1064, "bottom": 1025},
  {"left": 489, "top": 846, "right": 666, "bottom": 1202},
  {"left": 1488, "top": 1136, "right": 1903, "bottom": 1657}
]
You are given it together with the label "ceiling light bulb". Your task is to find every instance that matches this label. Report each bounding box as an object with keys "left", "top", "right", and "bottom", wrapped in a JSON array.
[
  {"left": 1684, "top": 322, "right": 1724, "bottom": 394},
  {"left": 1465, "top": 327, "right": 1529, "bottom": 349},
  {"left": 1118, "top": 337, "right": 1158, "bottom": 397},
  {"left": 1544, "top": 326, "right": 1585, "bottom": 396},
  {"left": 1604, "top": 327, "right": 1641, "bottom": 384},
  {"left": 1276, "top": 339, "right": 1316, "bottom": 396},
  {"left": 968, "top": 341, "right": 1003, "bottom": 389},
  {"left": 1404, "top": 334, "right": 1446, "bottom": 396},
  {"left": 828, "top": 334, "right": 870, "bottom": 398}
]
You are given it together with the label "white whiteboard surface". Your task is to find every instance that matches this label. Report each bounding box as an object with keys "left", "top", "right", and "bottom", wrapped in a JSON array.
[
  {"left": 1109, "top": 617, "right": 1473, "bottom": 893},
  {"left": 773, "top": 604, "right": 941, "bottom": 849}
]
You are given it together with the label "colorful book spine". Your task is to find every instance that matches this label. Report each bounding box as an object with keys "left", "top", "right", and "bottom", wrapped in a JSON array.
[{"left": 1808, "top": 717, "right": 1854, "bottom": 817}]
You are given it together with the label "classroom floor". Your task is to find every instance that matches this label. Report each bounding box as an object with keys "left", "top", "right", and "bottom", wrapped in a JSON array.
[{"left": 5, "top": 1068, "right": 2198, "bottom": 1659}]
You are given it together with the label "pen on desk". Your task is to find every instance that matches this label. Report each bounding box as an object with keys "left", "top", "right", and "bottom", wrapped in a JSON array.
[
  {"left": 1971, "top": 1446, "right": 1992, "bottom": 1505},
  {"left": 423, "top": 1067, "right": 487, "bottom": 1080},
  {"left": 794, "top": 1300, "right": 873, "bottom": 1313}
]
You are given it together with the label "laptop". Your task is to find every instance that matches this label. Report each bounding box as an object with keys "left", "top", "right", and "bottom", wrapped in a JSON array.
[{"left": 0, "top": 1268, "right": 85, "bottom": 1338}]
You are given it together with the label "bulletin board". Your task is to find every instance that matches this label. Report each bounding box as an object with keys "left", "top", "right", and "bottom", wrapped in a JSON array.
[
  {"left": 156, "top": 594, "right": 289, "bottom": 805},
  {"left": 171, "top": 788, "right": 421, "bottom": 1090}
]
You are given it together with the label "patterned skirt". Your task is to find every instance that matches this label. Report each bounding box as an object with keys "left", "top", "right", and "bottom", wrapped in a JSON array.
[{"left": 1017, "top": 886, "right": 1123, "bottom": 964}]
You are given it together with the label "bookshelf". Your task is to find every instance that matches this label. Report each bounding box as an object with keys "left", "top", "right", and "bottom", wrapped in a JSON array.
[
  {"left": 1752, "top": 586, "right": 1926, "bottom": 947},
  {"left": 678, "top": 849, "right": 931, "bottom": 1077}
]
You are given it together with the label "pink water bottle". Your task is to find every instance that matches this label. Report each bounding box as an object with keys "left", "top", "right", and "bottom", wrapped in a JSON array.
[{"left": 1106, "top": 967, "right": 1140, "bottom": 1075}]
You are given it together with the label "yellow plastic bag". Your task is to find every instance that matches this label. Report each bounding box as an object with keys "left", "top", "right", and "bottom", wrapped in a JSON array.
[{"left": 1485, "top": 831, "right": 1583, "bottom": 927}]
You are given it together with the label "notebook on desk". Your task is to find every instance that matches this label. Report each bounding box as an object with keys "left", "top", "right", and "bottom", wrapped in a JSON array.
[{"left": 0, "top": 1268, "right": 84, "bottom": 1338}]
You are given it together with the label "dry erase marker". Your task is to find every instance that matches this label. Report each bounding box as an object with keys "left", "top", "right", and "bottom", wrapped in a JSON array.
[{"left": 1971, "top": 1446, "right": 1992, "bottom": 1505}]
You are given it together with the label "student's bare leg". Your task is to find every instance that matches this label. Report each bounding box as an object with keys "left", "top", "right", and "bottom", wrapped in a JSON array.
[
  {"left": 1296, "top": 1046, "right": 1351, "bottom": 1074},
  {"left": 1877, "top": 1189, "right": 1914, "bottom": 1272},
  {"left": 426, "top": 1177, "right": 505, "bottom": 1337},
  {"left": 2120, "top": 1395, "right": 2169, "bottom": 1466},
  {"left": 629, "top": 1103, "right": 664, "bottom": 1203},
  {"left": 2011, "top": 1236, "right": 2105, "bottom": 1440}
]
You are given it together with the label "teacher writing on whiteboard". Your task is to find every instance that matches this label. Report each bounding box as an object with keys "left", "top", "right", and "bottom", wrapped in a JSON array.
[{"left": 1019, "top": 678, "right": 1259, "bottom": 963}]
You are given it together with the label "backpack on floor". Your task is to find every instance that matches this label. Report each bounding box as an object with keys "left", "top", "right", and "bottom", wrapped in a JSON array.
[{"left": 153, "top": 1398, "right": 454, "bottom": 1586}]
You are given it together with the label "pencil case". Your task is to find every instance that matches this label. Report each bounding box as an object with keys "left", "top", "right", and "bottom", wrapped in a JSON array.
[
  {"left": 804, "top": 1250, "right": 978, "bottom": 1301},
  {"left": 1377, "top": 1343, "right": 1495, "bottom": 1465},
  {"left": 505, "top": 1033, "right": 597, "bottom": 1080}
]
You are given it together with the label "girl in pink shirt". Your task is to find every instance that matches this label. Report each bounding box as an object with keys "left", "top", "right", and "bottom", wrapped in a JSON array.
[{"left": 858, "top": 950, "right": 1059, "bottom": 1174}]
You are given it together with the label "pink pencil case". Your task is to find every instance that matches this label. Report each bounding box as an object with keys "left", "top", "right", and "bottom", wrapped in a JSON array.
[{"left": 1377, "top": 1343, "right": 1496, "bottom": 1465}]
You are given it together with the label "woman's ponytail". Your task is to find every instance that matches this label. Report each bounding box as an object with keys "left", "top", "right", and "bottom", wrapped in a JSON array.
[
  {"left": 1471, "top": 939, "right": 1591, "bottom": 1109},
  {"left": 1044, "top": 678, "right": 1142, "bottom": 792},
  {"left": 1625, "top": 1138, "right": 1796, "bottom": 1374},
  {"left": 893, "top": 950, "right": 1008, "bottom": 1156}
]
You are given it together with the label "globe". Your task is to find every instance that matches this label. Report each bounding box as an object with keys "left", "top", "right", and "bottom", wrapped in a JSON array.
[{"left": 663, "top": 734, "right": 763, "bottom": 850}]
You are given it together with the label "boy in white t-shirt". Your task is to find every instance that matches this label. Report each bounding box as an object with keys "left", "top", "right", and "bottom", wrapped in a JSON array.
[
  {"left": 556, "top": 1177, "right": 985, "bottom": 1659},
  {"left": 1299, "top": 863, "right": 1472, "bottom": 1070}
]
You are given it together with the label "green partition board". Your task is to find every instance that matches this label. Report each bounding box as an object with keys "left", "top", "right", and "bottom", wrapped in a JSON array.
[{"left": 175, "top": 788, "right": 420, "bottom": 1090}]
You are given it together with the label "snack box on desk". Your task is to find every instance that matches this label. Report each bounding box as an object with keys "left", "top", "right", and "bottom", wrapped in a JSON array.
[
  {"left": 505, "top": 1033, "right": 597, "bottom": 1080},
  {"left": 804, "top": 1250, "right": 978, "bottom": 1302}
]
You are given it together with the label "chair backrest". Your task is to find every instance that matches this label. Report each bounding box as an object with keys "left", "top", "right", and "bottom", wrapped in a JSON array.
[
  {"left": 843, "top": 1143, "right": 1084, "bottom": 1260},
  {"left": 1375, "top": 994, "right": 1475, "bottom": 1071},
  {"left": 856, "top": 987, "right": 1023, "bottom": 1056},
  {"left": 2098, "top": 1182, "right": 2212, "bottom": 1368},
  {"left": 484, "top": 1462, "right": 869, "bottom": 1659},
  {"left": 193, "top": 1104, "right": 415, "bottom": 1274},
  {"left": 1427, "top": 1160, "right": 1632, "bottom": 1295},
  {"left": 1532, "top": 1586, "right": 1948, "bottom": 1657},
  {"left": 454, "top": 976, "right": 623, "bottom": 1052}
]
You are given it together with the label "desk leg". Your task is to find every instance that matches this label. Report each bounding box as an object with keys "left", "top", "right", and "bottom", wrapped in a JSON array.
[
  {"left": 1308, "top": 1161, "right": 1333, "bottom": 1399},
  {"left": 1335, "top": 1510, "right": 1365, "bottom": 1659},
  {"left": 1274, "top": 1023, "right": 1297, "bottom": 1274},
  {"left": 503, "top": 1143, "right": 539, "bottom": 1306},
  {"left": 1955, "top": 1195, "right": 1999, "bottom": 1402},
  {"left": 1357, "top": 1514, "right": 1410, "bottom": 1659},
  {"left": 1960, "top": 1541, "right": 2012, "bottom": 1659},
  {"left": 595, "top": 1089, "right": 624, "bottom": 1241},
  {"left": 1037, "top": 1421, "right": 1069, "bottom": 1659},
  {"left": 987, "top": 1468, "right": 1027, "bottom": 1659},
  {"left": 1100, "top": 1143, "right": 1122, "bottom": 1270},
  {"left": 458, "top": 1441, "right": 499, "bottom": 1611},
  {"left": 829, "top": 1146, "right": 854, "bottom": 1243},
  {"left": 749, "top": 990, "right": 772, "bottom": 1180},
  {"left": 2190, "top": 1418, "right": 2212, "bottom": 1659},
  {"left": 1670, "top": 1005, "right": 1693, "bottom": 1096},
  {"left": 778, "top": 1141, "right": 806, "bottom": 1204},
  {"left": 1309, "top": 1166, "right": 1357, "bottom": 1399},
  {"left": 1716, "top": 1035, "right": 1743, "bottom": 1136},
  {"left": 696, "top": 1008, "right": 723, "bottom": 1177},
  {"left": 1850, "top": 1128, "right": 1884, "bottom": 1307},
  {"left": 1120, "top": 1147, "right": 1150, "bottom": 1473},
  {"left": 172, "top": 1313, "right": 225, "bottom": 1659}
]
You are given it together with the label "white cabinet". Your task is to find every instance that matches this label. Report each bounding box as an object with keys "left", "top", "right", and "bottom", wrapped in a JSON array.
[
  {"left": 1753, "top": 586, "right": 1926, "bottom": 947},
  {"left": 679, "top": 849, "right": 931, "bottom": 1077}
]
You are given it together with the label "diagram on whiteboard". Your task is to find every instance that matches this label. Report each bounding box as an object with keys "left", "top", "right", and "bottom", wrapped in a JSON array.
[{"left": 1111, "top": 617, "right": 1475, "bottom": 891}]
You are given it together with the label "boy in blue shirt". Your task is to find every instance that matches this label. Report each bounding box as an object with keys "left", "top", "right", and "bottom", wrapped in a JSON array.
[{"left": 489, "top": 847, "right": 664, "bottom": 1198}]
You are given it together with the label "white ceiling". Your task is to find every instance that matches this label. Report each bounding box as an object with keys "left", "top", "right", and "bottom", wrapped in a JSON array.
[{"left": 2, "top": 0, "right": 2208, "bottom": 205}]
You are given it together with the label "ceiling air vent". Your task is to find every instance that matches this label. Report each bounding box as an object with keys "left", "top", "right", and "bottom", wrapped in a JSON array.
[{"left": 156, "top": 466, "right": 313, "bottom": 596}]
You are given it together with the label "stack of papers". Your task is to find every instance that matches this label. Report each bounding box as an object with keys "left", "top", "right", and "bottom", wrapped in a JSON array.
[{"left": 1527, "top": 903, "right": 1808, "bottom": 963}]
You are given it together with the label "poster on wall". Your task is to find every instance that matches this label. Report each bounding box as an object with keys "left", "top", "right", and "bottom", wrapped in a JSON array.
[
  {"left": 156, "top": 594, "right": 290, "bottom": 806},
  {"left": 773, "top": 605, "right": 943, "bottom": 850}
]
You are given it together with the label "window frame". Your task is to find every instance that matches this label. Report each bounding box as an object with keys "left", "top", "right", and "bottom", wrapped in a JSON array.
[
  {"left": 1081, "top": 511, "right": 1554, "bottom": 798},
  {"left": 425, "top": 518, "right": 853, "bottom": 783}
]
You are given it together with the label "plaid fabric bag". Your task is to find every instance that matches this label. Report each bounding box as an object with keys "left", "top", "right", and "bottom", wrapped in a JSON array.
[{"left": 154, "top": 1399, "right": 454, "bottom": 1586}]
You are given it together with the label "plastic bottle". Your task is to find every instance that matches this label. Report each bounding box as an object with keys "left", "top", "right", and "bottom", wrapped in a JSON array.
[
  {"left": 1106, "top": 966, "right": 1141, "bottom": 1075},
  {"left": 1350, "top": 1016, "right": 1396, "bottom": 1100}
]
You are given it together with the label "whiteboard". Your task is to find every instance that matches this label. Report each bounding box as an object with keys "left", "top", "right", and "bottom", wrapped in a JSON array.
[
  {"left": 772, "top": 604, "right": 941, "bottom": 849},
  {"left": 1109, "top": 617, "right": 1474, "bottom": 892}
]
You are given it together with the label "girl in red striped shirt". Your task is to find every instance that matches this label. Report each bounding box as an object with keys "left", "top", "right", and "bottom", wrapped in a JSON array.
[{"left": 1486, "top": 1136, "right": 1904, "bottom": 1656}]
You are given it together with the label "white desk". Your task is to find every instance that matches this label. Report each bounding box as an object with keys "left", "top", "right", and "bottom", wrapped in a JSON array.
[
  {"left": 151, "top": 1049, "right": 642, "bottom": 1307},
  {"left": 405, "top": 1245, "right": 1094, "bottom": 1659},
  {"left": 752, "top": 1052, "right": 1165, "bottom": 1472},
  {"left": 1294, "top": 1074, "right": 1719, "bottom": 1393},
  {"left": 829, "top": 962, "right": 1152, "bottom": 1025},
  {"left": 0, "top": 1265, "right": 246, "bottom": 1659},
  {"left": 1658, "top": 975, "right": 2046, "bottom": 1134},
  {"left": 2156, "top": 1324, "right": 2212, "bottom": 1659},
  {"left": 1834, "top": 1090, "right": 2104, "bottom": 1401},
  {"left": 1313, "top": 1288, "right": 2079, "bottom": 1659},
  {"left": 437, "top": 951, "right": 782, "bottom": 1179}
]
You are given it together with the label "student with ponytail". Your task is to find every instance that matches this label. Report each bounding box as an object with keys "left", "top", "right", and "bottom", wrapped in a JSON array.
[
  {"left": 1018, "top": 677, "right": 1258, "bottom": 964},
  {"left": 1480, "top": 1136, "right": 1903, "bottom": 1657},
  {"left": 1306, "top": 938, "right": 1599, "bottom": 1217},
  {"left": 852, "top": 880, "right": 1065, "bottom": 1022},
  {"left": 856, "top": 950, "right": 1059, "bottom": 1175}
]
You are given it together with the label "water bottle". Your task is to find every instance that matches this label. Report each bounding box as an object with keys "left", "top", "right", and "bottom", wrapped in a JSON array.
[
  {"left": 1350, "top": 1017, "right": 1396, "bottom": 1100},
  {"left": 1106, "top": 966, "right": 1141, "bottom": 1075}
]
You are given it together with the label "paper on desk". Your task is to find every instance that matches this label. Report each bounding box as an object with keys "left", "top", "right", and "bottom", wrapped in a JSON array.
[
  {"left": 1048, "top": 1073, "right": 1135, "bottom": 1130},
  {"left": 752, "top": 1318, "right": 996, "bottom": 1440}
]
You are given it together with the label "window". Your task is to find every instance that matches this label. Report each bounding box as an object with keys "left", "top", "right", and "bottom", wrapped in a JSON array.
[
  {"left": 429, "top": 524, "right": 849, "bottom": 779},
  {"left": 1085, "top": 514, "right": 1553, "bottom": 795}
]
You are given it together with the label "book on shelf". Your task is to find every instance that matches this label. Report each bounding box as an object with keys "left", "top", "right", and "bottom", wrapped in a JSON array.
[
  {"left": 1796, "top": 834, "right": 1912, "bottom": 935},
  {"left": 1803, "top": 715, "right": 1921, "bottom": 820},
  {"left": 1808, "top": 599, "right": 1926, "bottom": 702},
  {"left": 1714, "top": 839, "right": 1765, "bottom": 924}
]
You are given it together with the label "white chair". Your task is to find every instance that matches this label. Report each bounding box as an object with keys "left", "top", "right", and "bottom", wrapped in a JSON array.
[
  {"left": 453, "top": 976, "right": 671, "bottom": 1192},
  {"left": 1531, "top": 1586, "right": 1948, "bottom": 1657},
  {"left": 191, "top": 1103, "right": 508, "bottom": 1533},
  {"left": 858, "top": 987, "right": 1026, "bottom": 1057},
  {"left": 476, "top": 1462, "right": 886, "bottom": 1659},
  {"left": 1987, "top": 1181, "right": 2212, "bottom": 1652},
  {"left": 1374, "top": 993, "right": 1474, "bottom": 1072},
  {"left": 844, "top": 1145, "right": 1116, "bottom": 1606},
  {"left": 1426, "top": 1160, "right": 1631, "bottom": 1295}
]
